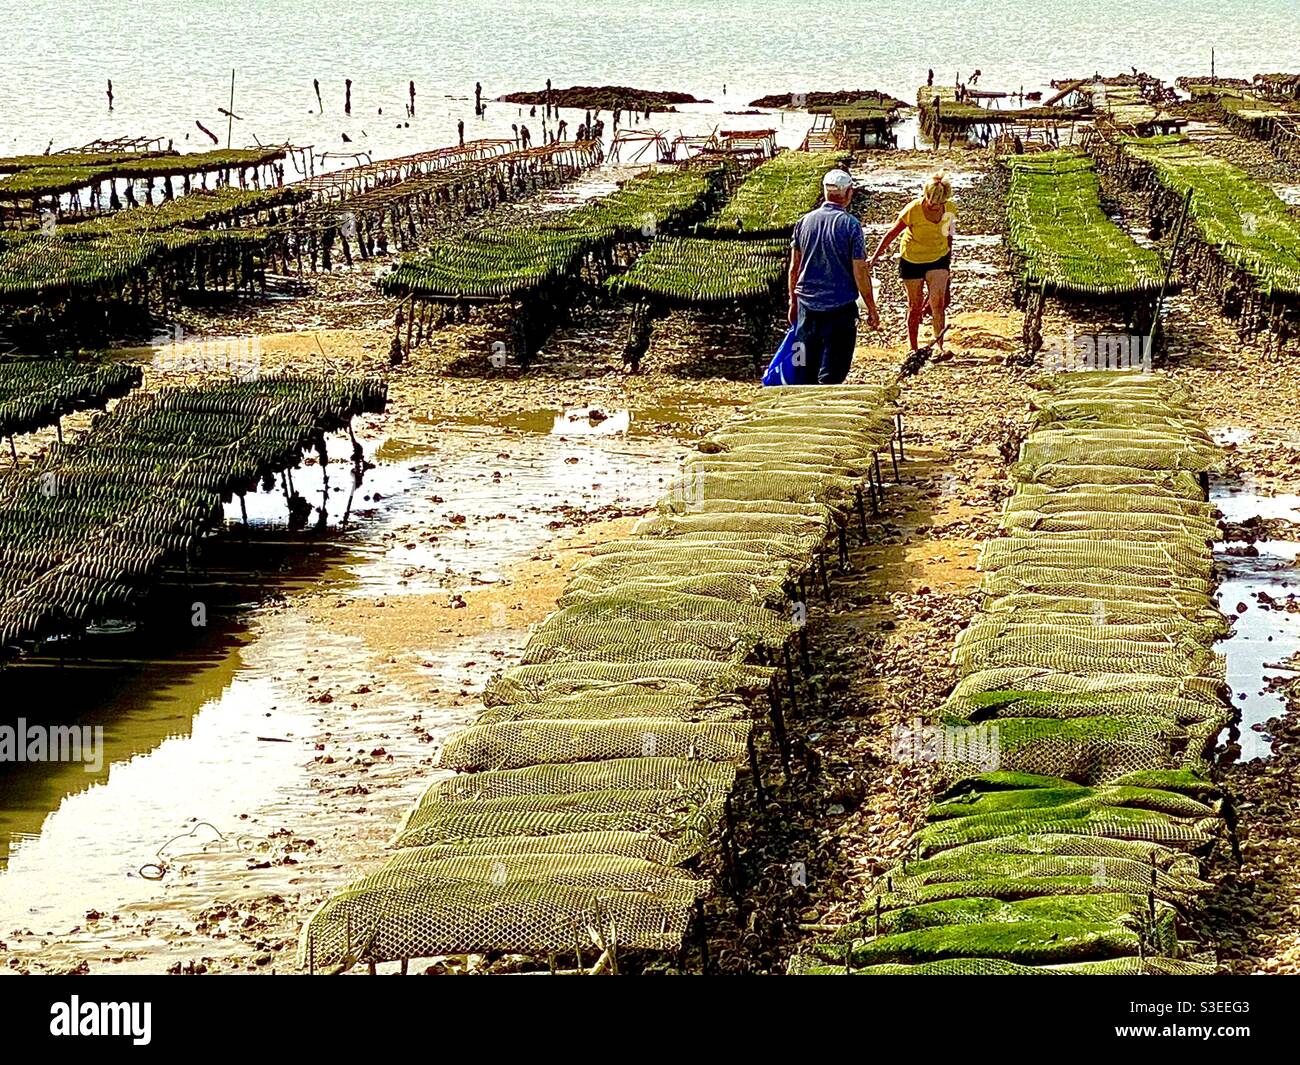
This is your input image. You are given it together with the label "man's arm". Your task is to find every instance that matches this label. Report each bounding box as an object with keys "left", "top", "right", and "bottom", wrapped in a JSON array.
[
  {"left": 787, "top": 247, "right": 802, "bottom": 326},
  {"left": 853, "top": 259, "right": 880, "bottom": 329}
]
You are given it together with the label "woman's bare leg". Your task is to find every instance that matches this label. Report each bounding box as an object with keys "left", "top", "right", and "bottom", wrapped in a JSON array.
[
  {"left": 926, "top": 269, "right": 950, "bottom": 350},
  {"left": 903, "top": 278, "right": 926, "bottom": 351}
]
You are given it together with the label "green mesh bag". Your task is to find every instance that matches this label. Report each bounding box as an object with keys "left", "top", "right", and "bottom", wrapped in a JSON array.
[
  {"left": 483, "top": 661, "right": 776, "bottom": 706},
  {"left": 824, "top": 919, "right": 1144, "bottom": 966},
  {"left": 951, "top": 667, "right": 1227, "bottom": 707},
  {"left": 980, "top": 538, "right": 1213, "bottom": 581},
  {"left": 520, "top": 632, "right": 761, "bottom": 667},
  {"left": 437, "top": 718, "right": 753, "bottom": 772},
  {"left": 559, "top": 572, "right": 790, "bottom": 609},
  {"left": 940, "top": 715, "right": 1187, "bottom": 780},
  {"left": 410, "top": 758, "right": 737, "bottom": 805},
  {"left": 633, "top": 509, "right": 833, "bottom": 543},
  {"left": 788, "top": 955, "right": 1214, "bottom": 975},
  {"left": 388, "top": 832, "right": 685, "bottom": 865},
  {"left": 395, "top": 785, "right": 725, "bottom": 852},
  {"left": 299, "top": 852, "right": 711, "bottom": 969},
  {"left": 915, "top": 804, "right": 1218, "bottom": 855},
  {"left": 981, "top": 592, "right": 1225, "bottom": 630},
  {"left": 662, "top": 469, "right": 861, "bottom": 508},
  {"left": 1009, "top": 482, "right": 1215, "bottom": 516},
  {"left": 475, "top": 691, "right": 750, "bottom": 725},
  {"left": 1011, "top": 462, "right": 1208, "bottom": 497},
  {"left": 915, "top": 832, "right": 1206, "bottom": 879}
]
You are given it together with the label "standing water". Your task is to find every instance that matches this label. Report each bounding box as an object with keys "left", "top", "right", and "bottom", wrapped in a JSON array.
[
  {"left": 2, "top": 2, "right": 1299, "bottom": 158},
  {"left": 1213, "top": 473, "right": 1300, "bottom": 762}
]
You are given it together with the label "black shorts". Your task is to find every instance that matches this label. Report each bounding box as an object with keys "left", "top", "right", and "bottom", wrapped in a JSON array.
[{"left": 899, "top": 254, "right": 951, "bottom": 280}]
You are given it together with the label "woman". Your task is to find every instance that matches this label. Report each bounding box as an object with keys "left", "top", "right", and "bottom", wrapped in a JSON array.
[{"left": 868, "top": 173, "right": 957, "bottom": 355}]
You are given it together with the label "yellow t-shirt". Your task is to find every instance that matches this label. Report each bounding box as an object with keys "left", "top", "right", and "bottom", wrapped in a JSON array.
[{"left": 898, "top": 197, "right": 957, "bottom": 264}]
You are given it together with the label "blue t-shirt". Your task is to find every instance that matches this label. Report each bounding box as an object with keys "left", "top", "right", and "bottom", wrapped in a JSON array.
[{"left": 790, "top": 202, "right": 865, "bottom": 312}]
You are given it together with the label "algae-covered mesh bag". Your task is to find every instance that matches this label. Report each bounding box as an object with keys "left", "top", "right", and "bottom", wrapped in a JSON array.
[
  {"left": 538, "top": 587, "right": 794, "bottom": 637},
  {"left": 788, "top": 954, "right": 1215, "bottom": 976},
  {"left": 914, "top": 794, "right": 1220, "bottom": 854},
  {"left": 1017, "top": 429, "right": 1220, "bottom": 473},
  {"left": 474, "top": 690, "right": 751, "bottom": 725},
  {"left": 437, "top": 718, "right": 753, "bottom": 772},
  {"left": 299, "top": 852, "right": 711, "bottom": 969},
  {"left": 394, "top": 784, "right": 727, "bottom": 852},
  {"left": 482, "top": 660, "right": 776, "bottom": 706},
  {"left": 1003, "top": 505, "right": 1219, "bottom": 537},
  {"left": 915, "top": 832, "right": 1209, "bottom": 882},
  {"left": 389, "top": 831, "right": 686, "bottom": 866},
  {"left": 683, "top": 450, "right": 873, "bottom": 479},
  {"left": 949, "top": 667, "right": 1229, "bottom": 713},
  {"left": 582, "top": 535, "right": 818, "bottom": 566},
  {"left": 411, "top": 758, "right": 738, "bottom": 807},
  {"left": 979, "top": 566, "right": 1216, "bottom": 603},
  {"left": 979, "top": 536, "right": 1212, "bottom": 581},
  {"left": 520, "top": 630, "right": 760, "bottom": 667},
  {"left": 633, "top": 507, "right": 834, "bottom": 543},
  {"left": 1011, "top": 462, "right": 1207, "bottom": 498},
  {"left": 662, "top": 469, "right": 861, "bottom": 508},
  {"left": 865, "top": 851, "right": 1205, "bottom": 905},
  {"left": 979, "top": 591, "right": 1225, "bottom": 630},
  {"left": 931, "top": 715, "right": 1188, "bottom": 782},
  {"left": 1009, "top": 480, "right": 1215, "bottom": 513},
  {"left": 819, "top": 917, "right": 1147, "bottom": 967},
  {"left": 559, "top": 571, "right": 791, "bottom": 609}
]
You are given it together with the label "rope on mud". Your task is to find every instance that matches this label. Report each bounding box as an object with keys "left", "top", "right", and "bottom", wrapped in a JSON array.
[{"left": 138, "top": 821, "right": 239, "bottom": 880}]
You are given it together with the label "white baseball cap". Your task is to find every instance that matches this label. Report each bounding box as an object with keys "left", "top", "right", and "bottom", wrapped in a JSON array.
[{"left": 822, "top": 169, "right": 853, "bottom": 190}]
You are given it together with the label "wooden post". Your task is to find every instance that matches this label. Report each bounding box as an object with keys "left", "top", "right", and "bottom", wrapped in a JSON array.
[
  {"left": 227, "top": 70, "right": 236, "bottom": 148},
  {"left": 1148, "top": 186, "right": 1193, "bottom": 354}
]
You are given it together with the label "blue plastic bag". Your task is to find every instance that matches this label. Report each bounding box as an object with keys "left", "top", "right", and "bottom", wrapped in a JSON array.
[{"left": 762, "top": 324, "right": 802, "bottom": 386}]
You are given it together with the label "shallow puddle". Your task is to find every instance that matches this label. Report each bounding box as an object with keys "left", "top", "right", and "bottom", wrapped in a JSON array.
[{"left": 1212, "top": 477, "right": 1300, "bottom": 762}]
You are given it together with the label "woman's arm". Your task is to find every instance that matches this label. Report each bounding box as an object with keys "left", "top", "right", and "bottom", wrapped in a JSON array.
[{"left": 868, "top": 218, "right": 907, "bottom": 266}]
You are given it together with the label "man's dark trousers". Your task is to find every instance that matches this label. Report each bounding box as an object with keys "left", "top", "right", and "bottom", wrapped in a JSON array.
[{"left": 794, "top": 301, "right": 858, "bottom": 384}]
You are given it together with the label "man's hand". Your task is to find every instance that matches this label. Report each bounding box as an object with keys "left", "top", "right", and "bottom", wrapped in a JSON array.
[
  {"left": 866, "top": 307, "right": 881, "bottom": 330},
  {"left": 788, "top": 247, "right": 802, "bottom": 327}
]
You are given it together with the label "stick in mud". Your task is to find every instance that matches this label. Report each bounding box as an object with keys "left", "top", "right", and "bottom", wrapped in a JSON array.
[
  {"left": 106, "top": 78, "right": 114, "bottom": 111},
  {"left": 313, "top": 77, "right": 322, "bottom": 113},
  {"left": 345, "top": 78, "right": 352, "bottom": 115}
]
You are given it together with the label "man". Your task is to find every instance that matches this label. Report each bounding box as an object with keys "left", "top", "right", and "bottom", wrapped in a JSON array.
[{"left": 788, "top": 169, "right": 879, "bottom": 385}]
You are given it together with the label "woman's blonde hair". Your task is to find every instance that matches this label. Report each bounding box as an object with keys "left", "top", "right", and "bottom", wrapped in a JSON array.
[{"left": 922, "top": 171, "right": 952, "bottom": 206}]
